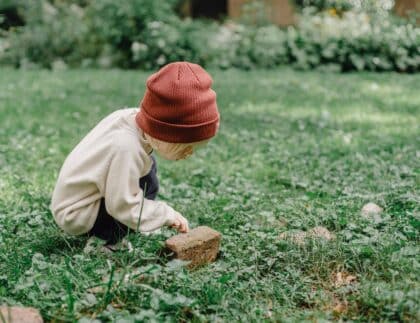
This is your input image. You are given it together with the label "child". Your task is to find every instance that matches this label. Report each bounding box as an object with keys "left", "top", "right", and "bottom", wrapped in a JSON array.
[{"left": 50, "top": 61, "right": 220, "bottom": 245}]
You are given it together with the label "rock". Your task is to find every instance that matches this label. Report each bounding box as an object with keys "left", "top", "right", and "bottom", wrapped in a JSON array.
[
  {"left": 361, "top": 202, "right": 383, "bottom": 216},
  {"left": 308, "top": 226, "right": 335, "bottom": 241},
  {"left": 361, "top": 202, "right": 383, "bottom": 223},
  {"left": 0, "top": 306, "right": 43, "bottom": 323},
  {"left": 165, "top": 226, "right": 221, "bottom": 269}
]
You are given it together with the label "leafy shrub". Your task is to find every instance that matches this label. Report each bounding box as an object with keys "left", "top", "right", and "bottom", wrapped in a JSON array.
[
  {"left": 83, "top": 0, "right": 179, "bottom": 68},
  {"left": 289, "top": 9, "right": 420, "bottom": 72},
  {"left": 0, "top": 0, "right": 418, "bottom": 72},
  {"left": 2, "top": 1, "right": 91, "bottom": 68},
  {"left": 1, "top": 0, "right": 182, "bottom": 68},
  {"left": 294, "top": 0, "right": 354, "bottom": 13},
  {"left": 206, "top": 24, "right": 288, "bottom": 69},
  {"left": 250, "top": 25, "right": 288, "bottom": 67},
  {"left": 131, "top": 19, "right": 215, "bottom": 69}
]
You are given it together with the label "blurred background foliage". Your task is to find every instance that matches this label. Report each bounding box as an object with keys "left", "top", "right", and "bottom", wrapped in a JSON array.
[{"left": 0, "top": 0, "right": 418, "bottom": 72}]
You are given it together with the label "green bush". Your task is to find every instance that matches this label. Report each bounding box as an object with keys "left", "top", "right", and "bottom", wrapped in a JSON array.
[
  {"left": 2, "top": 1, "right": 92, "bottom": 68},
  {"left": 294, "top": 0, "right": 354, "bottom": 13},
  {"left": 207, "top": 24, "right": 289, "bottom": 69},
  {"left": 131, "top": 19, "right": 215, "bottom": 69},
  {"left": 0, "top": 0, "right": 418, "bottom": 72},
  {"left": 288, "top": 9, "right": 420, "bottom": 72},
  {"left": 83, "top": 0, "right": 179, "bottom": 68},
  {"left": 1, "top": 0, "right": 182, "bottom": 68}
]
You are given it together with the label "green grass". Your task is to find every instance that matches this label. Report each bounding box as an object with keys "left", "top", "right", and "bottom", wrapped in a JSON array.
[{"left": 0, "top": 67, "right": 419, "bottom": 322}]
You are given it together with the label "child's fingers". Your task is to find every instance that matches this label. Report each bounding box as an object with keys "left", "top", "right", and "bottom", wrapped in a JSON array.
[
  {"left": 168, "top": 213, "right": 189, "bottom": 233},
  {"left": 184, "top": 218, "right": 189, "bottom": 232},
  {"left": 171, "top": 219, "right": 181, "bottom": 228},
  {"left": 179, "top": 218, "right": 189, "bottom": 233}
]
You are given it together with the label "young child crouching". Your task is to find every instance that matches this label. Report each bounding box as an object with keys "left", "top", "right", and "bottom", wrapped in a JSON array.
[{"left": 50, "top": 62, "right": 220, "bottom": 245}]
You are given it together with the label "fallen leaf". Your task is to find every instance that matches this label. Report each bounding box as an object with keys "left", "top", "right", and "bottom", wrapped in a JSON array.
[
  {"left": 333, "top": 301, "right": 348, "bottom": 315},
  {"left": 332, "top": 272, "right": 357, "bottom": 288},
  {"left": 111, "top": 301, "right": 123, "bottom": 309},
  {"left": 87, "top": 286, "right": 104, "bottom": 294},
  {"left": 322, "top": 294, "right": 348, "bottom": 317}
]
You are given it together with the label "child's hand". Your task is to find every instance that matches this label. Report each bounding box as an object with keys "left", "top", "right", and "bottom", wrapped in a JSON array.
[{"left": 171, "top": 212, "right": 189, "bottom": 233}]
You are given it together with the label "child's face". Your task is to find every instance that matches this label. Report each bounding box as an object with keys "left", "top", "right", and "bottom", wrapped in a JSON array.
[
  {"left": 158, "top": 144, "right": 194, "bottom": 161},
  {"left": 145, "top": 134, "right": 209, "bottom": 161}
]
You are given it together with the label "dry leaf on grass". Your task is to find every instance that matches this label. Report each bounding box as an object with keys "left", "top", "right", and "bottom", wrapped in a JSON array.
[
  {"left": 321, "top": 292, "right": 349, "bottom": 317},
  {"left": 87, "top": 286, "right": 104, "bottom": 294},
  {"left": 332, "top": 301, "right": 348, "bottom": 315},
  {"left": 111, "top": 301, "right": 124, "bottom": 309},
  {"left": 332, "top": 271, "right": 357, "bottom": 288}
]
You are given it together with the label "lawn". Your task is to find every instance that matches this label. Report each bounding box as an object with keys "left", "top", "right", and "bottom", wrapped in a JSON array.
[{"left": 0, "top": 67, "right": 418, "bottom": 322}]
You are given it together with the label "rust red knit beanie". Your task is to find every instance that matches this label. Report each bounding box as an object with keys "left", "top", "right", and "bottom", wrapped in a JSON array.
[{"left": 136, "top": 62, "right": 220, "bottom": 143}]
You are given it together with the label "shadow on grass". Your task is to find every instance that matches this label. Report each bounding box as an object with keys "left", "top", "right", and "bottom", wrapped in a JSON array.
[{"left": 31, "top": 233, "right": 88, "bottom": 256}]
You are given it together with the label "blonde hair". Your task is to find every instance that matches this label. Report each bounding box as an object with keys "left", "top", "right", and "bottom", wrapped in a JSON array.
[{"left": 144, "top": 133, "right": 209, "bottom": 160}]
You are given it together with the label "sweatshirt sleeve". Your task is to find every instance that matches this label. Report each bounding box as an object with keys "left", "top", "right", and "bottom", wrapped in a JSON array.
[{"left": 104, "top": 147, "right": 176, "bottom": 232}]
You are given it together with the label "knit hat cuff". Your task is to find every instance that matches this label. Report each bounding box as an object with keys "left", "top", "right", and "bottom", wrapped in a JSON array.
[{"left": 136, "top": 106, "right": 219, "bottom": 143}]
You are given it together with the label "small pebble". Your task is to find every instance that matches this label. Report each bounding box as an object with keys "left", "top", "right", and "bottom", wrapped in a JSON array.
[
  {"left": 361, "top": 202, "right": 383, "bottom": 216},
  {"left": 309, "top": 226, "right": 335, "bottom": 240},
  {"left": 361, "top": 202, "right": 383, "bottom": 223}
]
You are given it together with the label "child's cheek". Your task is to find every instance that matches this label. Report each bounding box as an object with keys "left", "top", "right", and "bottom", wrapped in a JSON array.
[{"left": 157, "top": 150, "right": 181, "bottom": 161}]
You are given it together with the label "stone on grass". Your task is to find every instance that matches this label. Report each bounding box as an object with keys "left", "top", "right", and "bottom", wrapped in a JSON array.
[
  {"left": 0, "top": 306, "right": 43, "bottom": 323},
  {"left": 361, "top": 202, "right": 383, "bottom": 216},
  {"left": 165, "top": 226, "right": 221, "bottom": 269},
  {"left": 361, "top": 202, "right": 384, "bottom": 223},
  {"left": 309, "top": 226, "right": 335, "bottom": 240}
]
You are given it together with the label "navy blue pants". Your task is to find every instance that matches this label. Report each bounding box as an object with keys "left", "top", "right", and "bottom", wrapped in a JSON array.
[{"left": 88, "top": 156, "right": 159, "bottom": 244}]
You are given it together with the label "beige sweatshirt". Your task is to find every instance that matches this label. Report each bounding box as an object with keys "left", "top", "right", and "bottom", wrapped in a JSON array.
[{"left": 50, "top": 108, "right": 176, "bottom": 235}]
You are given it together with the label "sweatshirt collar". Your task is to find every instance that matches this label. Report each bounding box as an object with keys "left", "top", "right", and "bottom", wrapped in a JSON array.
[
  {"left": 139, "top": 129, "right": 154, "bottom": 155},
  {"left": 125, "top": 109, "right": 154, "bottom": 155}
]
